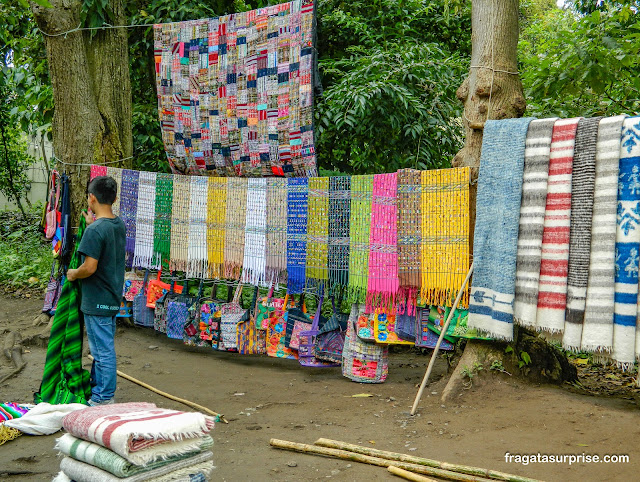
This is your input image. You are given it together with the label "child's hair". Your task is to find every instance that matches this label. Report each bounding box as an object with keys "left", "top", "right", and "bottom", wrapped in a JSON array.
[{"left": 87, "top": 176, "right": 118, "bottom": 205}]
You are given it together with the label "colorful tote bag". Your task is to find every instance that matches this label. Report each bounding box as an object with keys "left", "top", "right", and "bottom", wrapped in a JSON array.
[
  {"left": 146, "top": 270, "right": 183, "bottom": 308},
  {"left": 299, "top": 289, "right": 339, "bottom": 367},
  {"left": 166, "top": 282, "right": 197, "bottom": 340},
  {"left": 198, "top": 299, "right": 222, "bottom": 350},
  {"left": 123, "top": 271, "right": 145, "bottom": 302},
  {"left": 374, "top": 308, "right": 414, "bottom": 345},
  {"left": 395, "top": 306, "right": 417, "bottom": 343},
  {"left": 283, "top": 295, "right": 309, "bottom": 348},
  {"left": 266, "top": 295, "right": 299, "bottom": 360},
  {"left": 153, "top": 279, "right": 179, "bottom": 334},
  {"left": 355, "top": 310, "right": 376, "bottom": 342},
  {"left": 219, "top": 283, "right": 244, "bottom": 351},
  {"left": 237, "top": 287, "right": 266, "bottom": 355},
  {"left": 133, "top": 270, "right": 155, "bottom": 327},
  {"left": 314, "top": 292, "right": 348, "bottom": 364},
  {"left": 415, "top": 307, "right": 455, "bottom": 350},
  {"left": 342, "top": 303, "right": 389, "bottom": 383}
]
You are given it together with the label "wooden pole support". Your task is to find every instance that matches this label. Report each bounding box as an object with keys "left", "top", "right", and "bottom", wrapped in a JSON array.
[
  {"left": 411, "top": 261, "right": 475, "bottom": 415},
  {"left": 314, "top": 439, "right": 540, "bottom": 482},
  {"left": 269, "top": 438, "right": 495, "bottom": 482},
  {"left": 87, "top": 355, "right": 227, "bottom": 423},
  {"left": 389, "top": 466, "right": 439, "bottom": 482}
]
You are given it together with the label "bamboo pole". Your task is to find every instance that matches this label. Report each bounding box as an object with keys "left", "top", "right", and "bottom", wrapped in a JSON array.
[
  {"left": 270, "top": 438, "right": 494, "bottom": 482},
  {"left": 389, "top": 466, "right": 439, "bottom": 482},
  {"left": 411, "top": 261, "right": 474, "bottom": 415},
  {"left": 314, "top": 439, "right": 540, "bottom": 482},
  {"left": 88, "top": 355, "right": 227, "bottom": 423}
]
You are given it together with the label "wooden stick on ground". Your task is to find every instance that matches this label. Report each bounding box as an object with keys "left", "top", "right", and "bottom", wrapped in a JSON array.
[
  {"left": 389, "top": 466, "right": 439, "bottom": 482},
  {"left": 88, "top": 355, "right": 227, "bottom": 423},
  {"left": 270, "top": 438, "right": 494, "bottom": 482},
  {"left": 411, "top": 261, "right": 474, "bottom": 416},
  {"left": 314, "top": 439, "right": 540, "bottom": 482}
]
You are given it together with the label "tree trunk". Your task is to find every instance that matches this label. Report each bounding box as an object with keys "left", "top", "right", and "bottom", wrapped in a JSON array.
[{"left": 31, "top": 0, "right": 132, "bottom": 225}]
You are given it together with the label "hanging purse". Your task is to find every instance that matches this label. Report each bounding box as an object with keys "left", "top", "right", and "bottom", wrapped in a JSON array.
[
  {"left": 374, "top": 307, "right": 414, "bottom": 345},
  {"left": 256, "top": 285, "right": 292, "bottom": 329},
  {"left": 355, "top": 310, "right": 376, "bottom": 342},
  {"left": 44, "top": 170, "right": 60, "bottom": 240},
  {"left": 314, "top": 290, "right": 348, "bottom": 364},
  {"left": 42, "top": 261, "right": 63, "bottom": 314},
  {"left": 288, "top": 294, "right": 310, "bottom": 350},
  {"left": 123, "top": 271, "right": 145, "bottom": 302},
  {"left": 167, "top": 280, "right": 197, "bottom": 340},
  {"left": 153, "top": 277, "right": 178, "bottom": 334},
  {"left": 183, "top": 280, "right": 208, "bottom": 346},
  {"left": 133, "top": 269, "right": 155, "bottom": 327},
  {"left": 266, "top": 294, "right": 298, "bottom": 360},
  {"left": 146, "top": 270, "right": 183, "bottom": 309},
  {"left": 299, "top": 288, "right": 339, "bottom": 368},
  {"left": 395, "top": 301, "right": 418, "bottom": 342},
  {"left": 415, "top": 307, "right": 455, "bottom": 350},
  {"left": 219, "top": 283, "right": 244, "bottom": 352},
  {"left": 237, "top": 286, "right": 266, "bottom": 355}
]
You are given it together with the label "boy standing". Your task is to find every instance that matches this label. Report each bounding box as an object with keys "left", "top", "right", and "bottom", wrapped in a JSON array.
[{"left": 66, "top": 176, "right": 125, "bottom": 406}]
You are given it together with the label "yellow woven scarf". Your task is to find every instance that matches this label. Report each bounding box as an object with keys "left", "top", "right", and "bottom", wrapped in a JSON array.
[
  {"left": 306, "top": 177, "right": 329, "bottom": 283},
  {"left": 207, "top": 177, "right": 226, "bottom": 278}
]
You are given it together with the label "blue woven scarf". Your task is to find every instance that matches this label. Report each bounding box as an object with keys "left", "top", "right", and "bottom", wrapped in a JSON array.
[
  {"left": 120, "top": 169, "right": 139, "bottom": 268},
  {"left": 287, "top": 178, "right": 309, "bottom": 294}
]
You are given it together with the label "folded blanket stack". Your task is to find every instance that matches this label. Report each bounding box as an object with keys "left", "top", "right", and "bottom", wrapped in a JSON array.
[{"left": 54, "top": 402, "right": 215, "bottom": 482}]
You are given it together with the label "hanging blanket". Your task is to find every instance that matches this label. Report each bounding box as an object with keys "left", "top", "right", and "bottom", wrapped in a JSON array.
[
  {"left": 581, "top": 115, "right": 626, "bottom": 353},
  {"left": 266, "top": 178, "right": 288, "bottom": 285},
  {"left": 243, "top": 179, "right": 267, "bottom": 286},
  {"left": 287, "top": 178, "right": 309, "bottom": 294},
  {"left": 61, "top": 402, "right": 215, "bottom": 466},
  {"left": 153, "top": 173, "right": 173, "bottom": 269},
  {"left": 90, "top": 165, "right": 107, "bottom": 180},
  {"left": 348, "top": 175, "right": 373, "bottom": 304},
  {"left": 328, "top": 176, "right": 351, "bottom": 292},
  {"left": 56, "top": 433, "right": 213, "bottom": 479},
  {"left": 397, "top": 170, "right": 421, "bottom": 309},
  {"left": 367, "top": 172, "right": 399, "bottom": 312},
  {"left": 224, "top": 178, "right": 247, "bottom": 279},
  {"left": 35, "top": 216, "right": 91, "bottom": 405},
  {"left": 307, "top": 177, "right": 329, "bottom": 285},
  {"left": 420, "top": 167, "right": 470, "bottom": 309},
  {"left": 469, "top": 118, "right": 535, "bottom": 341},
  {"left": 187, "top": 176, "right": 208, "bottom": 278},
  {"left": 513, "top": 119, "right": 557, "bottom": 328},
  {"left": 133, "top": 171, "right": 157, "bottom": 269},
  {"left": 612, "top": 117, "right": 640, "bottom": 369},
  {"left": 106, "top": 167, "right": 122, "bottom": 216},
  {"left": 563, "top": 117, "right": 601, "bottom": 350},
  {"left": 207, "top": 177, "right": 226, "bottom": 279},
  {"left": 120, "top": 169, "right": 140, "bottom": 268}
]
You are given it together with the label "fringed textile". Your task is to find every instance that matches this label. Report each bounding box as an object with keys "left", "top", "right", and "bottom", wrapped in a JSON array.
[
  {"left": 287, "top": 178, "right": 308, "bottom": 294},
  {"left": 307, "top": 177, "right": 329, "bottom": 284},
  {"left": 612, "top": 116, "right": 640, "bottom": 369},
  {"left": 207, "top": 177, "right": 226, "bottom": 279},
  {"left": 224, "top": 178, "right": 247, "bottom": 279},
  {"left": 513, "top": 119, "right": 557, "bottom": 328},
  {"left": 90, "top": 165, "right": 107, "bottom": 180},
  {"left": 243, "top": 179, "right": 267, "bottom": 286},
  {"left": 348, "top": 175, "right": 373, "bottom": 304},
  {"left": 132, "top": 171, "right": 156, "bottom": 269},
  {"left": 120, "top": 169, "right": 139, "bottom": 269},
  {"left": 420, "top": 167, "right": 470, "bottom": 309},
  {"left": 106, "top": 167, "right": 123, "bottom": 218},
  {"left": 582, "top": 115, "right": 626, "bottom": 353},
  {"left": 366, "top": 173, "right": 399, "bottom": 312},
  {"left": 397, "top": 170, "right": 421, "bottom": 311},
  {"left": 469, "top": 118, "right": 535, "bottom": 341},
  {"left": 266, "top": 178, "right": 288, "bottom": 285},
  {"left": 535, "top": 118, "right": 580, "bottom": 333},
  {"left": 170, "top": 174, "right": 190, "bottom": 272},
  {"left": 563, "top": 117, "right": 601, "bottom": 351},
  {"left": 187, "top": 176, "right": 208, "bottom": 278},
  {"left": 328, "top": 176, "right": 350, "bottom": 293},
  {"left": 153, "top": 173, "right": 173, "bottom": 269}
]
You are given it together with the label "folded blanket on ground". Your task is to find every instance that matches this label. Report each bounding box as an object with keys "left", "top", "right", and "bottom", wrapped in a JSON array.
[
  {"left": 62, "top": 403, "right": 215, "bottom": 465},
  {"left": 55, "top": 450, "right": 213, "bottom": 482},
  {"left": 4, "top": 402, "right": 85, "bottom": 435},
  {"left": 56, "top": 433, "right": 213, "bottom": 478},
  {"left": 53, "top": 472, "right": 207, "bottom": 482}
]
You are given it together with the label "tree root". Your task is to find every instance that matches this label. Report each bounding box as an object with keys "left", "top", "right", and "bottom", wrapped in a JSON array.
[{"left": 0, "top": 331, "right": 26, "bottom": 385}]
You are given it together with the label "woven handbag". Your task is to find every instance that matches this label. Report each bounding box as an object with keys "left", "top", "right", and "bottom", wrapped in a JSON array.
[
  {"left": 197, "top": 297, "right": 222, "bottom": 350},
  {"left": 44, "top": 170, "right": 60, "bottom": 240},
  {"left": 256, "top": 287, "right": 293, "bottom": 329},
  {"left": 219, "top": 283, "right": 244, "bottom": 352},
  {"left": 314, "top": 292, "right": 348, "bottom": 364},
  {"left": 289, "top": 295, "right": 310, "bottom": 350},
  {"left": 166, "top": 281, "right": 197, "bottom": 340},
  {"left": 342, "top": 303, "right": 389, "bottom": 384},
  {"left": 183, "top": 281, "right": 208, "bottom": 347},
  {"left": 415, "top": 307, "right": 455, "bottom": 350},
  {"left": 299, "top": 289, "right": 339, "bottom": 368},
  {"left": 133, "top": 270, "right": 155, "bottom": 327},
  {"left": 284, "top": 294, "right": 309, "bottom": 348},
  {"left": 42, "top": 261, "right": 63, "bottom": 314},
  {"left": 153, "top": 278, "right": 178, "bottom": 334},
  {"left": 355, "top": 310, "right": 376, "bottom": 342},
  {"left": 146, "top": 270, "right": 183, "bottom": 309},
  {"left": 395, "top": 303, "right": 417, "bottom": 342},
  {"left": 123, "top": 271, "right": 145, "bottom": 302},
  {"left": 374, "top": 307, "right": 414, "bottom": 345},
  {"left": 266, "top": 294, "right": 298, "bottom": 360},
  {"left": 237, "top": 286, "right": 266, "bottom": 355}
]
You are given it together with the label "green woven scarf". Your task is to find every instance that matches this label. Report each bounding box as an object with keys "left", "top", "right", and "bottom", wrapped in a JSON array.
[
  {"left": 154, "top": 173, "right": 173, "bottom": 269},
  {"left": 348, "top": 175, "right": 373, "bottom": 303}
]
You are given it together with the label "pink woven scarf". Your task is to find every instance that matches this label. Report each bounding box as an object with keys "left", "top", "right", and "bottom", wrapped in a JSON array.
[
  {"left": 90, "top": 165, "right": 107, "bottom": 180},
  {"left": 367, "top": 173, "right": 399, "bottom": 312}
]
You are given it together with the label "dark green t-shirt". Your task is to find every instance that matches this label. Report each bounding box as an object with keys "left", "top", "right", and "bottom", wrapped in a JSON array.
[{"left": 77, "top": 216, "right": 126, "bottom": 316}]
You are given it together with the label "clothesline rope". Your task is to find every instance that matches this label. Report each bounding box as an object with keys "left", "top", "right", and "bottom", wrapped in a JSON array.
[{"left": 37, "top": 23, "right": 149, "bottom": 38}]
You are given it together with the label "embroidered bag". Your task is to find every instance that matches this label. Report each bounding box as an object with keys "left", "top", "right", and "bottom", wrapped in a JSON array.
[
  {"left": 266, "top": 294, "right": 299, "bottom": 360},
  {"left": 153, "top": 277, "right": 178, "bottom": 334},
  {"left": 42, "top": 261, "right": 63, "bottom": 313},
  {"left": 183, "top": 281, "right": 206, "bottom": 345},
  {"left": 284, "top": 294, "right": 309, "bottom": 348},
  {"left": 374, "top": 307, "right": 414, "bottom": 345},
  {"left": 355, "top": 310, "right": 376, "bottom": 342},
  {"left": 146, "top": 270, "right": 183, "bottom": 308},
  {"left": 289, "top": 295, "right": 310, "bottom": 350},
  {"left": 166, "top": 280, "right": 197, "bottom": 340},
  {"left": 133, "top": 270, "right": 155, "bottom": 327},
  {"left": 256, "top": 285, "right": 293, "bottom": 329},
  {"left": 315, "top": 291, "right": 348, "bottom": 364},
  {"left": 219, "top": 283, "right": 244, "bottom": 352},
  {"left": 415, "top": 307, "right": 455, "bottom": 350},
  {"left": 299, "top": 288, "right": 339, "bottom": 367},
  {"left": 395, "top": 301, "right": 417, "bottom": 342},
  {"left": 45, "top": 170, "right": 60, "bottom": 239},
  {"left": 197, "top": 296, "right": 222, "bottom": 350},
  {"left": 342, "top": 303, "right": 389, "bottom": 383},
  {"left": 237, "top": 286, "right": 266, "bottom": 355},
  {"left": 123, "top": 271, "right": 144, "bottom": 302}
]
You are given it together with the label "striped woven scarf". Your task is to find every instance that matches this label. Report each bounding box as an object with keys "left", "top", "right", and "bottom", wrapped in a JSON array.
[
  {"left": 307, "top": 177, "right": 329, "bottom": 285},
  {"left": 563, "top": 117, "right": 601, "bottom": 350},
  {"left": 367, "top": 172, "right": 399, "bottom": 312},
  {"left": 132, "top": 171, "right": 157, "bottom": 269},
  {"left": 397, "top": 170, "right": 421, "bottom": 309},
  {"left": 513, "top": 119, "right": 557, "bottom": 328},
  {"left": 224, "top": 178, "right": 247, "bottom": 279},
  {"left": 153, "top": 173, "right": 173, "bottom": 270},
  {"left": 207, "top": 177, "right": 226, "bottom": 279},
  {"left": 243, "top": 178, "right": 267, "bottom": 286},
  {"left": 581, "top": 115, "right": 626, "bottom": 353},
  {"left": 170, "top": 174, "right": 190, "bottom": 272},
  {"left": 188, "top": 176, "right": 208, "bottom": 278},
  {"left": 90, "top": 165, "right": 107, "bottom": 180},
  {"left": 348, "top": 175, "right": 373, "bottom": 303},
  {"left": 106, "top": 167, "right": 122, "bottom": 216},
  {"left": 612, "top": 116, "right": 640, "bottom": 369},
  {"left": 266, "top": 178, "right": 288, "bottom": 285},
  {"left": 469, "top": 118, "right": 535, "bottom": 341},
  {"left": 328, "top": 176, "right": 351, "bottom": 292},
  {"left": 120, "top": 169, "right": 139, "bottom": 268},
  {"left": 287, "top": 177, "right": 308, "bottom": 294},
  {"left": 535, "top": 118, "right": 580, "bottom": 333},
  {"left": 420, "top": 167, "right": 470, "bottom": 309},
  {"left": 35, "top": 216, "right": 91, "bottom": 405}
]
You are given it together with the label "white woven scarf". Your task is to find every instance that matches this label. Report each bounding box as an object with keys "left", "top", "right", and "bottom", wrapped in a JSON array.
[{"left": 132, "top": 171, "right": 156, "bottom": 269}]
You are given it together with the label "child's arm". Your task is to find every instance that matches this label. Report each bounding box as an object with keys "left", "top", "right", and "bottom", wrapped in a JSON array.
[{"left": 67, "top": 257, "right": 98, "bottom": 281}]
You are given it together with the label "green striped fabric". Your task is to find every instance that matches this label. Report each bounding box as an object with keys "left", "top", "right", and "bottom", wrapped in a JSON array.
[
  {"left": 348, "top": 175, "right": 373, "bottom": 303},
  {"left": 154, "top": 173, "right": 173, "bottom": 269},
  {"left": 35, "top": 214, "right": 91, "bottom": 405}
]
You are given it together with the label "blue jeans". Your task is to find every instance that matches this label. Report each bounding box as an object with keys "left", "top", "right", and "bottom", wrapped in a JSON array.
[{"left": 84, "top": 314, "right": 117, "bottom": 402}]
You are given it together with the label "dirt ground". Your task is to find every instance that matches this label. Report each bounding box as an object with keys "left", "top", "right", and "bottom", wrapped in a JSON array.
[{"left": 1, "top": 293, "right": 639, "bottom": 482}]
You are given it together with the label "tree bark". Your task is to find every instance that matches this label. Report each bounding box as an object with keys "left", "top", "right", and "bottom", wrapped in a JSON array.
[{"left": 31, "top": 0, "right": 132, "bottom": 225}]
